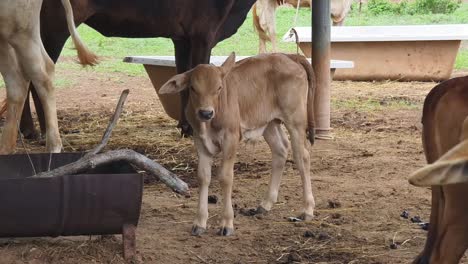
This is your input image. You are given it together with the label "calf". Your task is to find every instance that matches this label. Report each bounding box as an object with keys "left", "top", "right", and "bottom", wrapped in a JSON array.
[
  {"left": 253, "top": 0, "right": 353, "bottom": 53},
  {"left": 409, "top": 76, "right": 468, "bottom": 263},
  {"left": 0, "top": 0, "right": 96, "bottom": 154},
  {"left": 160, "top": 53, "right": 316, "bottom": 236}
]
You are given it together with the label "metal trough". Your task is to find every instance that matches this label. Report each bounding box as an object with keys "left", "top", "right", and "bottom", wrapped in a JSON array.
[{"left": 0, "top": 152, "right": 143, "bottom": 260}]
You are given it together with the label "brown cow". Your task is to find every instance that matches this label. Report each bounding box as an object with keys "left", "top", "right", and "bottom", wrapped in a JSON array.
[
  {"left": 409, "top": 76, "right": 468, "bottom": 263},
  {"left": 253, "top": 0, "right": 353, "bottom": 53},
  {"left": 0, "top": 0, "right": 96, "bottom": 154},
  {"left": 159, "top": 53, "right": 316, "bottom": 236}
]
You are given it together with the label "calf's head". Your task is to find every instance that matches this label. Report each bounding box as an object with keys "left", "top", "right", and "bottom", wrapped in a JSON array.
[{"left": 159, "top": 53, "right": 236, "bottom": 122}]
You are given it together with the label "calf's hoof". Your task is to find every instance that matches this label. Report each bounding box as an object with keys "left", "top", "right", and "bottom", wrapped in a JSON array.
[
  {"left": 218, "top": 227, "right": 234, "bottom": 236},
  {"left": 255, "top": 206, "right": 268, "bottom": 215},
  {"left": 191, "top": 225, "right": 206, "bottom": 236},
  {"left": 298, "top": 212, "right": 314, "bottom": 221}
]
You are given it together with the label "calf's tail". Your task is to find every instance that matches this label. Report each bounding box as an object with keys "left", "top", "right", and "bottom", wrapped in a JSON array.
[
  {"left": 61, "top": 0, "right": 98, "bottom": 66},
  {"left": 287, "top": 54, "right": 316, "bottom": 145}
]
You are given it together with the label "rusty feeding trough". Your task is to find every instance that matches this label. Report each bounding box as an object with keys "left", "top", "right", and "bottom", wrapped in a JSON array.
[{"left": 0, "top": 152, "right": 143, "bottom": 260}]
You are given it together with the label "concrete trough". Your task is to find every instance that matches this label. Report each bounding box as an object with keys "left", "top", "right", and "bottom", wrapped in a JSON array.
[{"left": 283, "top": 24, "right": 468, "bottom": 81}]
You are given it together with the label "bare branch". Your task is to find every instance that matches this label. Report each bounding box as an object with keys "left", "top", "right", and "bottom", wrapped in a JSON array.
[
  {"left": 86, "top": 89, "right": 130, "bottom": 156},
  {"left": 32, "top": 149, "right": 190, "bottom": 195}
]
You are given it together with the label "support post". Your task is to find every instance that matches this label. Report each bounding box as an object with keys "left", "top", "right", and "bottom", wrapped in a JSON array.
[
  {"left": 312, "top": 0, "right": 333, "bottom": 139},
  {"left": 123, "top": 224, "right": 137, "bottom": 261}
]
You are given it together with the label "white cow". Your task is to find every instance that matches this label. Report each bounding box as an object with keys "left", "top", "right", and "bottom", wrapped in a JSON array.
[
  {"left": 0, "top": 0, "right": 97, "bottom": 154},
  {"left": 253, "top": 0, "right": 353, "bottom": 53}
]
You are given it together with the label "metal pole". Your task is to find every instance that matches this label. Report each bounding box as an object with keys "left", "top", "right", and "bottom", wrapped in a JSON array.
[{"left": 312, "top": 0, "right": 332, "bottom": 139}]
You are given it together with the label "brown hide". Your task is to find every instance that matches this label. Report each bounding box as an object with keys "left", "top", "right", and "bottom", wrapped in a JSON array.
[{"left": 412, "top": 76, "right": 468, "bottom": 264}]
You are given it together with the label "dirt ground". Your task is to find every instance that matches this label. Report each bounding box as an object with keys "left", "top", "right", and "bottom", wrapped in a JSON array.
[{"left": 0, "top": 63, "right": 467, "bottom": 264}]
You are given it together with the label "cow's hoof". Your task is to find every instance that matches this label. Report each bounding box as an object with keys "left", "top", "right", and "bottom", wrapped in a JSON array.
[
  {"left": 218, "top": 227, "right": 234, "bottom": 236},
  {"left": 21, "top": 129, "right": 40, "bottom": 140},
  {"left": 255, "top": 206, "right": 268, "bottom": 215},
  {"left": 178, "top": 122, "right": 193, "bottom": 138},
  {"left": 298, "top": 213, "right": 314, "bottom": 221},
  {"left": 191, "top": 225, "right": 206, "bottom": 236}
]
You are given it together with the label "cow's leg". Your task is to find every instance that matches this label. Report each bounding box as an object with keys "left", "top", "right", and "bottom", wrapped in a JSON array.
[
  {"left": 258, "top": 122, "right": 289, "bottom": 213},
  {"left": 192, "top": 138, "right": 213, "bottom": 236},
  {"left": 0, "top": 43, "right": 29, "bottom": 154},
  {"left": 20, "top": 91, "right": 40, "bottom": 139},
  {"left": 217, "top": 136, "right": 238, "bottom": 236},
  {"left": 269, "top": 6, "right": 278, "bottom": 52},
  {"left": 31, "top": 32, "right": 80, "bottom": 138},
  {"left": 12, "top": 36, "right": 62, "bottom": 153},
  {"left": 259, "top": 37, "right": 267, "bottom": 54},
  {"left": 429, "top": 186, "right": 468, "bottom": 264},
  {"left": 284, "top": 122, "right": 315, "bottom": 220},
  {"left": 413, "top": 187, "right": 443, "bottom": 264},
  {"left": 173, "top": 39, "right": 193, "bottom": 136}
]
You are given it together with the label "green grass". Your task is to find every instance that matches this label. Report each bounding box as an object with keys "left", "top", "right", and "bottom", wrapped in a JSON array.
[{"left": 456, "top": 50, "right": 468, "bottom": 69}]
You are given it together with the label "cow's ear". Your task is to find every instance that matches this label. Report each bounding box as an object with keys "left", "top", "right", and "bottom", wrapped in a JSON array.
[
  {"left": 221, "top": 52, "right": 236, "bottom": 75},
  {"left": 409, "top": 139, "right": 468, "bottom": 187},
  {"left": 159, "top": 71, "right": 191, "bottom": 94}
]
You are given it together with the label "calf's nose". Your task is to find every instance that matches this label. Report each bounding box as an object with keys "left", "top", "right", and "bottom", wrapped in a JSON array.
[{"left": 198, "top": 110, "right": 214, "bottom": 120}]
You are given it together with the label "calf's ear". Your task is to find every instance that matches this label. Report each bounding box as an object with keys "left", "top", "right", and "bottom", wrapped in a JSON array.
[
  {"left": 221, "top": 52, "right": 236, "bottom": 75},
  {"left": 409, "top": 139, "right": 468, "bottom": 187},
  {"left": 159, "top": 72, "right": 191, "bottom": 94}
]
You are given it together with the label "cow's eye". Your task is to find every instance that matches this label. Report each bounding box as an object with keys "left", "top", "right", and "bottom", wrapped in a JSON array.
[
  {"left": 218, "top": 86, "right": 222, "bottom": 91},
  {"left": 190, "top": 86, "right": 196, "bottom": 93}
]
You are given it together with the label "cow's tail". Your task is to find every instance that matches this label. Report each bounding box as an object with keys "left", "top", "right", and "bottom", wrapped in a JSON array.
[
  {"left": 0, "top": 99, "right": 6, "bottom": 117},
  {"left": 288, "top": 54, "right": 315, "bottom": 145},
  {"left": 252, "top": 3, "right": 271, "bottom": 44},
  {"left": 61, "top": 0, "right": 98, "bottom": 66}
]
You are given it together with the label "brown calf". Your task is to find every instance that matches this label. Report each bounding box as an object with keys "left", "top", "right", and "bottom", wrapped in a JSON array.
[
  {"left": 160, "top": 53, "right": 316, "bottom": 236},
  {"left": 409, "top": 76, "right": 468, "bottom": 263}
]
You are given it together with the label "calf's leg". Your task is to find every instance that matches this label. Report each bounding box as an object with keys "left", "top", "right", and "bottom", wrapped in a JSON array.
[
  {"left": 285, "top": 123, "right": 315, "bottom": 220},
  {"left": 258, "top": 122, "right": 289, "bottom": 212},
  {"left": 217, "top": 136, "right": 238, "bottom": 236},
  {"left": 192, "top": 139, "right": 213, "bottom": 236},
  {"left": 0, "top": 43, "right": 29, "bottom": 154}
]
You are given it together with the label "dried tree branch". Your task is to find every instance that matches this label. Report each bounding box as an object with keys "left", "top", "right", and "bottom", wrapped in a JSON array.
[
  {"left": 86, "top": 89, "right": 129, "bottom": 157},
  {"left": 32, "top": 149, "right": 190, "bottom": 195}
]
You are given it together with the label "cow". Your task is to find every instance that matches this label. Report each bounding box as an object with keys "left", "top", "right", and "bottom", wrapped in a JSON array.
[
  {"left": 10, "top": 0, "right": 256, "bottom": 140},
  {"left": 408, "top": 76, "right": 468, "bottom": 263},
  {"left": 253, "top": 0, "right": 353, "bottom": 53},
  {"left": 158, "top": 53, "right": 316, "bottom": 236},
  {"left": 0, "top": 0, "right": 97, "bottom": 154}
]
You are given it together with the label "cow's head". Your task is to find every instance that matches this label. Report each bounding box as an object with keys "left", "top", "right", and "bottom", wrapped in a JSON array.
[
  {"left": 159, "top": 53, "right": 236, "bottom": 122},
  {"left": 409, "top": 140, "right": 468, "bottom": 187}
]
